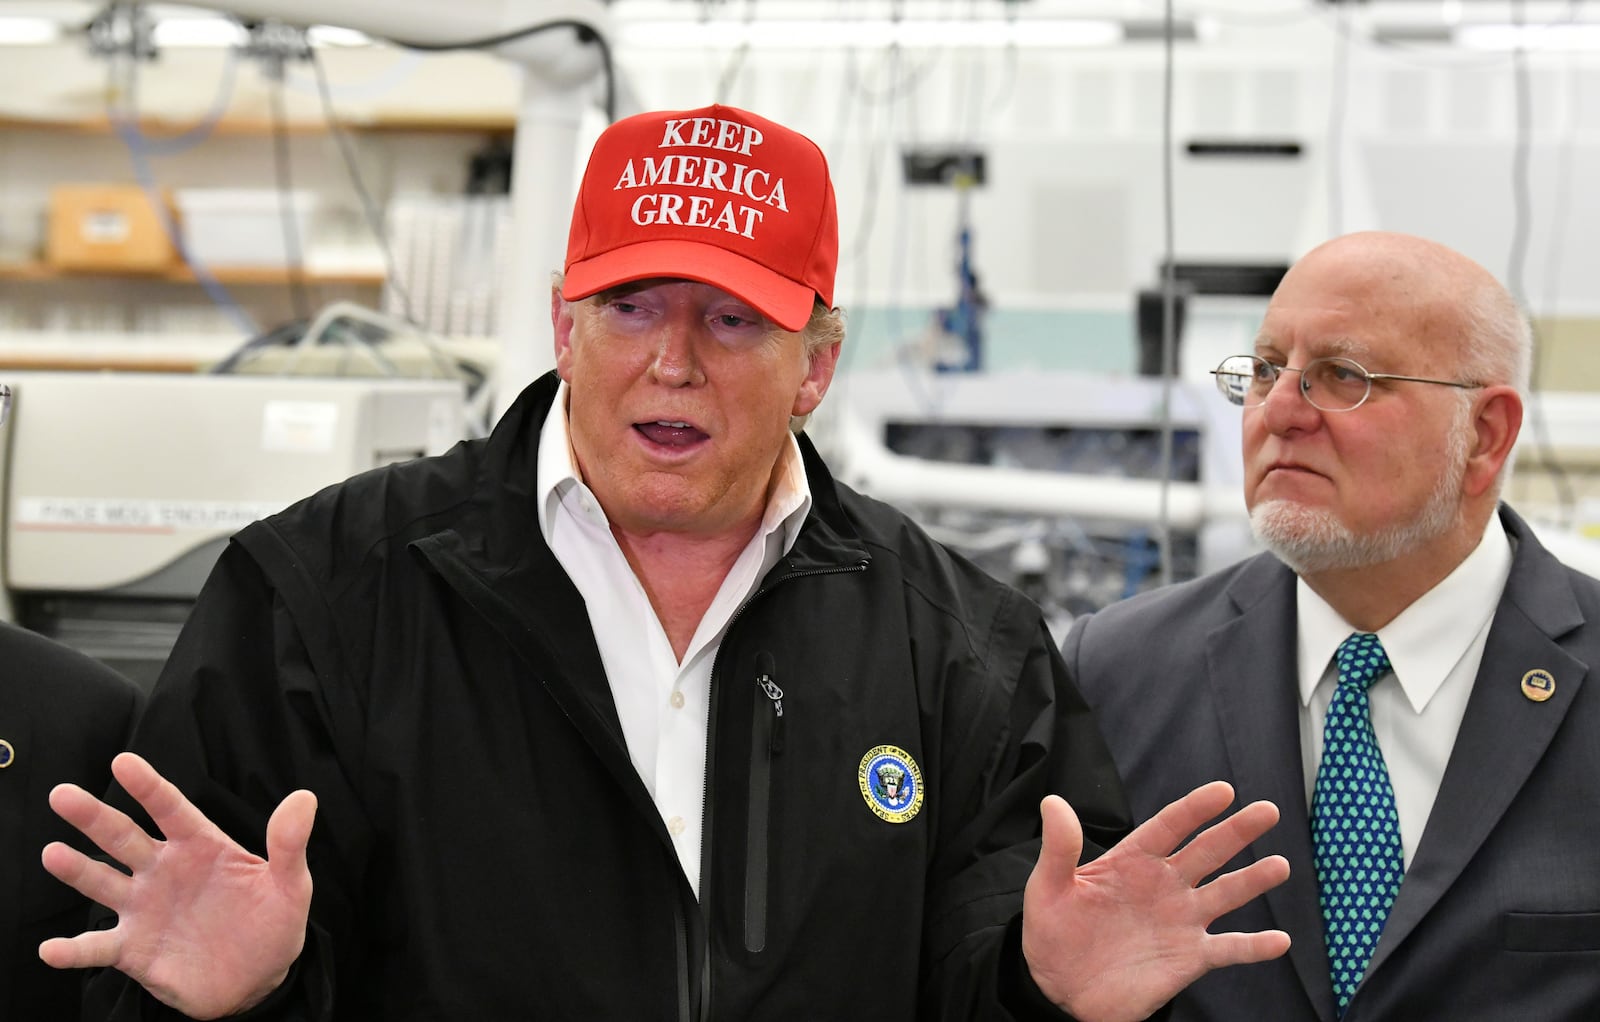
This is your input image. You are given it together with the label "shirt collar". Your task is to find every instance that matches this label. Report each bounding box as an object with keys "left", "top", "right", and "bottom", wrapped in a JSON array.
[
  {"left": 535, "top": 379, "right": 812, "bottom": 553},
  {"left": 1296, "top": 515, "right": 1513, "bottom": 712}
]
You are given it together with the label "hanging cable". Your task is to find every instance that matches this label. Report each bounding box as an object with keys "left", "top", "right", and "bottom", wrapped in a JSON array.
[
  {"left": 1153, "top": 0, "right": 1180, "bottom": 589},
  {"left": 384, "top": 19, "right": 616, "bottom": 123},
  {"left": 306, "top": 46, "right": 420, "bottom": 327},
  {"left": 1538, "top": 16, "right": 1583, "bottom": 382},
  {"left": 1326, "top": 1, "right": 1351, "bottom": 237},
  {"left": 1506, "top": 0, "right": 1578, "bottom": 524},
  {"left": 117, "top": 43, "right": 240, "bottom": 157},
  {"left": 100, "top": 14, "right": 260, "bottom": 340},
  {"left": 713, "top": 0, "right": 757, "bottom": 104},
  {"left": 267, "top": 73, "right": 311, "bottom": 325}
]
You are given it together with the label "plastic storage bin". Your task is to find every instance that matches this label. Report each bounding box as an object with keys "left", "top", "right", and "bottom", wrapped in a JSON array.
[{"left": 174, "top": 188, "right": 317, "bottom": 268}]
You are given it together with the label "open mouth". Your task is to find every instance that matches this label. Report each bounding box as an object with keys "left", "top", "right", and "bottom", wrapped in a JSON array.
[{"left": 635, "top": 420, "right": 709, "bottom": 448}]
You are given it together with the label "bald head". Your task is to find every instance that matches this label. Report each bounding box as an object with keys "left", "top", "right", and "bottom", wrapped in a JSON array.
[{"left": 1273, "top": 231, "right": 1531, "bottom": 394}]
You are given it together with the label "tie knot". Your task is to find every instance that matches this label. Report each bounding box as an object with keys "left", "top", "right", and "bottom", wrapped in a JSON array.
[{"left": 1335, "top": 632, "right": 1391, "bottom": 691}]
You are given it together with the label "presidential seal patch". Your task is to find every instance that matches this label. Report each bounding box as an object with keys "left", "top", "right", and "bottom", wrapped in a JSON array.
[{"left": 859, "top": 745, "right": 924, "bottom": 823}]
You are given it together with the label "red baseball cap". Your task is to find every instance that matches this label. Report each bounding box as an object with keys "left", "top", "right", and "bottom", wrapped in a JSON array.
[{"left": 562, "top": 104, "right": 838, "bottom": 333}]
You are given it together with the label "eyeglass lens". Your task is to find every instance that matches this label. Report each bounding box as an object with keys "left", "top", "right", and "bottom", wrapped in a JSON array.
[{"left": 1214, "top": 356, "right": 1370, "bottom": 411}]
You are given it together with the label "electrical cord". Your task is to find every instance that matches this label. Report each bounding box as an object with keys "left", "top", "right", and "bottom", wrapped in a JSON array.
[
  {"left": 1537, "top": 30, "right": 1582, "bottom": 418},
  {"left": 207, "top": 319, "right": 303, "bottom": 374},
  {"left": 384, "top": 19, "right": 617, "bottom": 123},
  {"left": 713, "top": 0, "right": 758, "bottom": 104},
  {"left": 116, "top": 43, "right": 240, "bottom": 157},
  {"left": 104, "top": 43, "right": 261, "bottom": 340},
  {"left": 306, "top": 46, "right": 485, "bottom": 392},
  {"left": 306, "top": 46, "right": 421, "bottom": 327},
  {"left": 1154, "top": 0, "right": 1179, "bottom": 589},
  {"left": 1506, "top": 0, "right": 1578, "bottom": 524},
  {"left": 1326, "top": 1, "right": 1350, "bottom": 237},
  {"left": 268, "top": 72, "right": 312, "bottom": 325}
]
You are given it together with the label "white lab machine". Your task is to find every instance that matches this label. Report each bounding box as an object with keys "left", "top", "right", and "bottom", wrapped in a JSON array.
[{"left": 0, "top": 373, "right": 465, "bottom": 687}]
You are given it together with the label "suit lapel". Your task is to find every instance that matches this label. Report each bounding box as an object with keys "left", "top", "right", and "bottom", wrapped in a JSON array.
[
  {"left": 1366, "top": 515, "right": 1588, "bottom": 977},
  {"left": 1207, "top": 559, "right": 1336, "bottom": 1022}
]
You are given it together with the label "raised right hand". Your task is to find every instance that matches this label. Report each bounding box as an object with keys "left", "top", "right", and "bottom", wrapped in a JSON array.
[{"left": 39, "top": 751, "right": 316, "bottom": 1020}]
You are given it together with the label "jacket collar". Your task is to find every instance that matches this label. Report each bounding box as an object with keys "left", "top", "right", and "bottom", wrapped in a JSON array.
[{"left": 457, "top": 371, "right": 869, "bottom": 585}]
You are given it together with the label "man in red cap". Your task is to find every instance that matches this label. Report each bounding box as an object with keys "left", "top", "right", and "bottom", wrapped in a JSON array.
[{"left": 41, "top": 105, "right": 1287, "bottom": 1021}]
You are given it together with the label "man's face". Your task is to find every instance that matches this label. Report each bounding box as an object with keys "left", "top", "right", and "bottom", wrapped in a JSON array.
[
  {"left": 1242, "top": 259, "right": 1472, "bottom": 574},
  {"left": 553, "top": 280, "right": 838, "bottom": 540}
]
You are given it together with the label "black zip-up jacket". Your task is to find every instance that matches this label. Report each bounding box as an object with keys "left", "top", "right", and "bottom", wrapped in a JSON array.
[{"left": 86, "top": 374, "right": 1131, "bottom": 1020}]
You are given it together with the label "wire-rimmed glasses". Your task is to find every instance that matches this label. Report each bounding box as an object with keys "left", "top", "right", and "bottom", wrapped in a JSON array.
[{"left": 1211, "top": 354, "right": 1479, "bottom": 413}]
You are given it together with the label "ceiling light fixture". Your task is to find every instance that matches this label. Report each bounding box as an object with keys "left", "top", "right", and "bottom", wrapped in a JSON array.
[
  {"left": 0, "top": 16, "right": 61, "bottom": 45},
  {"left": 1455, "top": 22, "right": 1600, "bottom": 50},
  {"left": 616, "top": 17, "right": 1125, "bottom": 50}
]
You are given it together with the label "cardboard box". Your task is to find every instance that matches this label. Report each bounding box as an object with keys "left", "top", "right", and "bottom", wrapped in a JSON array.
[{"left": 47, "top": 184, "right": 176, "bottom": 272}]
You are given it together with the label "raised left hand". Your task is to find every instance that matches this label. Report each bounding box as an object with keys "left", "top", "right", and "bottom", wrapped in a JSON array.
[{"left": 1021, "top": 781, "right": 1291, "bottom": 1022}]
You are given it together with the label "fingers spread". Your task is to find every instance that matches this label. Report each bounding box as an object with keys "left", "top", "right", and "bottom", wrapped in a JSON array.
[
  {"left": 1195, "top": 854, "right": 1290, "bottom": 921},
  {"left": 49, "top": 784, "right": 158, "bottom": 874},
  {"left": 1202, "top": 928, "right": 1292, "bottom": 969},
  {"left": 1170, "top": 799, "right": 1281, "bottom": 886},
  {"left": 1128, "top": 780, "right": 1237, "bottom": 860},
  {"left": 113, "top": 752, "right": 214, "bottom": 845},
  {"left": 40, "top": 841, "right": 134, "bottom": 910},
  {"left": 38, "top": 927, "right": 122, "bottom": 971}
]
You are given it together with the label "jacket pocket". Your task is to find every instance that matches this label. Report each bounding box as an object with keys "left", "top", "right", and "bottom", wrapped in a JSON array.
[
  {"left": 1501, "top": 911, "right": 1600, "bottom": 952},
  {"left": 744, "top": 658, "right": 785, "bottom": 953}
]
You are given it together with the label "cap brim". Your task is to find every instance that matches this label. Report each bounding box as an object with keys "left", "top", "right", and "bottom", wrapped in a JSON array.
[{"left": 564, "top": 239, "right": 817, "bottom": 333}]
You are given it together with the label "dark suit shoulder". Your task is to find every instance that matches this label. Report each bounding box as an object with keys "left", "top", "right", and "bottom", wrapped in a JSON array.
[
  {"left": 1073, "top": 552, "right": 1286, "bottom": 645},
  {"left": 0, "top": 620, "right": 141, "bottom": 729}
]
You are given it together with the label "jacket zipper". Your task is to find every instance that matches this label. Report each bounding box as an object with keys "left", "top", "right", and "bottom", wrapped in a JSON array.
[
  {"left": 699, "top": 561, "right": 865, "bottom": 1019},
  {"left": 744, "top": 652, "right": 784, "bottom": 953}
]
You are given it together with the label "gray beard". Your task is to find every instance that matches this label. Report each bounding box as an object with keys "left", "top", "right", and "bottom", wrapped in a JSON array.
[{"left": 1250, "top": 429, "right": 1469, "bottom": 575}]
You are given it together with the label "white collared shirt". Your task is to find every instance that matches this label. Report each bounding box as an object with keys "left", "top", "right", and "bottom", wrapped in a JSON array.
[
  {"left": 535, "top": 381, "right": 812, "bottom": 897},
  {"left": 1296, "top": 516, "right": 1513, "bottom": 866}
]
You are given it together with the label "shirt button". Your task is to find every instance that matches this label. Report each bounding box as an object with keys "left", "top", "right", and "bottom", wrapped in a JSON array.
[
  {"left": 668, "top": 816, "right": 686, "bottom": 837},
  {"left": 669, "top": 691, "right": 686, "bottom": 709}
]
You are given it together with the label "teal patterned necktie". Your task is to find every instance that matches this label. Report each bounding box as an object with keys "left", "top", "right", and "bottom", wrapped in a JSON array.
[{"left": 1311, "top": 632, "right": 1404, "bottom": 1017}]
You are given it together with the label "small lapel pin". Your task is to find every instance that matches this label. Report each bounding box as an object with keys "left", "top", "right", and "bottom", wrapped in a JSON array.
[
  {"left": 0, "top": 739, "right": 13, "bottom": 768},
  {"left": 1520, "top": 669, "right": 1556, "bottom": 703}
]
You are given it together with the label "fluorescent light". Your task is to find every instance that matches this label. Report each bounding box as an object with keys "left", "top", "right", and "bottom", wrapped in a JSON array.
[
  {"left": 147, "top": 18, "right": 366, "bottom": 49},
  {"left": 617, "top": 17, "right": 1123, "bottom": 50},
  {"left": 1455, "top": 22, "right": 1600, "bottom": 51},
  {"left": 0, "top": 17, "right": 61, "bottom": 45},
  {"left": 307, "top": 26, "right": 373, "bottom": 48},
  {"left": 151, "top": 16, "right": 247, "bottom": 48}
]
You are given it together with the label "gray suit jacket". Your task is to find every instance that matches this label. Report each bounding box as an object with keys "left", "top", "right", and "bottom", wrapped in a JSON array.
[{"left": 1069, "top": 506, "right": 1600, "bottom": 1021}]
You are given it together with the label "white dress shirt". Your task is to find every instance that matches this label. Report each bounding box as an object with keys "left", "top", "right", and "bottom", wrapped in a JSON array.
[
  {"left": 535, "top": 381, "right": 812, "bottom": 897},
  {"left": 1296, "top": 516, "right": 1513, "bottom": 866}
]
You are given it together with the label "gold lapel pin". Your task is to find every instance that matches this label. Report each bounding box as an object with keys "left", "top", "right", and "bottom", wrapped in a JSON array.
[
  {"left": 1520, "top": 669, "right": 1556, "bottom": 703},
  {"left": 0, "top": 739, "right": 13, "bottom": 768}
]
